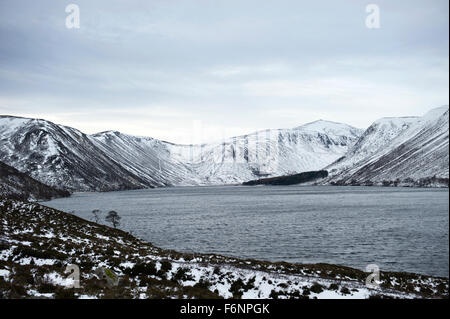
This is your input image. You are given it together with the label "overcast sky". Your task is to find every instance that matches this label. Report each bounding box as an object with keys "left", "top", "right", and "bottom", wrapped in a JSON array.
[{"left": 0, "top": 0, "right": 448, "bottom": 144}]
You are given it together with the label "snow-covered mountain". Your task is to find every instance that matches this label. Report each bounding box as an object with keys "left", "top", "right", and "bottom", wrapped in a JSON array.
[
  {"left": 1, "top": 106, "right": 447, "bottom": 191},
  {"left": 325, "top": 106, "right": 449, "bottom": 186},
  {"left": 91, "top": 131, "right": 200, "bottom": 187},
  {"left": 164, "top": 120, "right": 363, "bottom": 185},
  {"left": 0, "top": 116, "right": 362, "bottom": 191},
  {"left": 0, "top": 116, "right": 153, "bottom": 191}
]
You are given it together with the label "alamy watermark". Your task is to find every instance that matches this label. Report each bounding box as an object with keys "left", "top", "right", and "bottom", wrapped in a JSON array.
[
  {"left": 61, "top": 264, "right": 120, "bottom": 289},
  {"left": 365, "top": 264, "right": 380, "bottom": 288},
  {"left": 64, "top": 264, "right": 80, "bottom": 288},
  {"left": 65, "top": 4, "right": 80, "bottom": 29},
  {"left": 365, "top": 4, "right": 380, "bottom": 29},
  {"left": 64, "top": 4, "right": 380, "bottom": 30}
]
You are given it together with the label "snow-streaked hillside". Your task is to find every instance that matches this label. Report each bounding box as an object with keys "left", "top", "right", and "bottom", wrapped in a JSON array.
[
  {"left": 0, "top": 160, "right": 70, "bottom": 201},
  {"left": 165, "top": 121, "right": 362, "bottom": 185},
  {"left": 0, "top": 116, "right": 153, "bottom": 191},
  {"left": 91, "top": 120, "right": 362, "bottom": 186},
  {"left": 0, "top": 106, "right": 447, "bottom": 191},
  {"left": 91, "top": 131, "right": 201, "bottom": 187},
  {"left": 326, "top": 106, "right": 449, "bottom": 186},
  {"left": 0, "top": 115, "right": 362, "bottom": 191}
]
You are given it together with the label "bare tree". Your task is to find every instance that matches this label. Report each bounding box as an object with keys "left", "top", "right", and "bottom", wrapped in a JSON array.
[
  {"left": 105, "top": 211, "right": 121, "bottom": 228},
  {"left": 91, "top": 209, "right": 101, "bottom": 223}
]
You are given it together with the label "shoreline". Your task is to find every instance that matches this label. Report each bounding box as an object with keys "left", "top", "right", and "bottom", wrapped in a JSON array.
[
  {"left": 1, "top": 198, "right": 448, "bottom": 299},
  {"left": 40, "top": 186, "right": 449, "bottom": 279},
  {"left": 54, "top": 183, "right": 450, "bottom": 199}
]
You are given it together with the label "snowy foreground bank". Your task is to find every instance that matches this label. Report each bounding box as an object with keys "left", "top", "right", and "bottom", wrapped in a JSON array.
[{"left": 0, "top": 199, "right": 448, "bottom": 299}]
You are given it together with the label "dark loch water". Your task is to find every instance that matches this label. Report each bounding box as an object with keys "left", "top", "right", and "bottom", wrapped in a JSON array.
[{"left": 43, "top": 186, "right": 449, "bottom": 277}]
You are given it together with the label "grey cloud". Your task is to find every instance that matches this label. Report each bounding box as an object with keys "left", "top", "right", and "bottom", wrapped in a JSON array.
[{"left": 0, "top": 0, "right": 448, "bottom": 143}]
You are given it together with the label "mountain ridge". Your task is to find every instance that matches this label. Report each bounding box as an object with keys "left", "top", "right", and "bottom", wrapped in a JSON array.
[
  {"left": 325, "top": 106, "right": 449, "bottom": 187},
  {"left": 0, "top": 106, "right": 448, "bottom": 192},
  {"left": 0, "top": 115, "right": 362, "bottom": 191},
  {"left": 0, "top": 116, "right": 154, "bottom": 191}
]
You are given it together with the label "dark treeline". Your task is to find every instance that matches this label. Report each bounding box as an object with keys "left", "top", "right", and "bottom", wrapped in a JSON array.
[{"left": 243, "top": 170, "right": 328, "bottom": 186}]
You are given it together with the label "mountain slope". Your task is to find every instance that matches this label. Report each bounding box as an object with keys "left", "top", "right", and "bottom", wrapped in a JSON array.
[
  {"left": 326, "top": 106, "right": 449, "bottom": 186},
  {"left": 91, "top": 120, "right": 362, "bottom": 186},
  {"left": 1, "top": 107, "right": 447, "bottom": 190},
  {"left": 0, "top": 160, "right": 70, "bottom": 201},
  {"left": 165, "top": 121, "right": 363, "bottom": 185},
  {"left": 0, "top": 116, "right": 154, "bottom": 192},
  {"left": 91, "top": 122, "right": 362, "bottom": 187},
  {"left": 0, "top": 115, "right": 362, "bottom": 191},
  {"left": 91, "top": 131, "right": 200, "bottom": 187}
]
